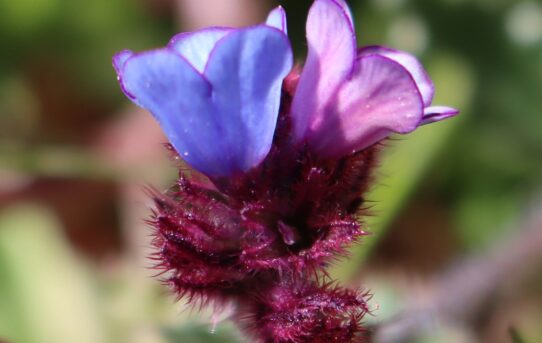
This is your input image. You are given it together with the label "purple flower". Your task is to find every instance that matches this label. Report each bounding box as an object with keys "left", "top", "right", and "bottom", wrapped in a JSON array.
[
  {"left": 113, "top": 8, "right": 292, "bottom": 177},
  {"left": 114, "top": 0, "right": 457, "bottom": 177},
  {"left": 291, "top": 0, "right": 458, "bottom": 158},
  {"left": 113, "top": 1, "right": 457, "bottom": 342}
]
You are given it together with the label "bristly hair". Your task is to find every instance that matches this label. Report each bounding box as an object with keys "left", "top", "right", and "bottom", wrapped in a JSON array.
[
  {"left": 238, "top": 280, "right": 371, "bottom": 343},
  {"left": 146, "top": 70, "right": 378, "bottom": 341}
]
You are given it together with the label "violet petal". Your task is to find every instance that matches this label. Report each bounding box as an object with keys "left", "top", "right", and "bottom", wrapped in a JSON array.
[
  {"left": 112, "top": 49, "right": 139, "bottom": 102},
  {"left": 421, "top": 106, "right": 460, "bottom": 125},
  {"left": 307, "top": 54, "right": 424, "bottom": 157},
  {"left": 359, "top": 46, "right": 435, "bottom": 106},
  {"left": 291, "top": 0, "right": 357, "bottom": 143},
  {"left": 113, "top": 49, "right": 133, "bottom": 74}
]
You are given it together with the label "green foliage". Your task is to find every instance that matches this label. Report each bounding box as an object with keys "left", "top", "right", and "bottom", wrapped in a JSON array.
[
  {"left": 0, "top": 0, "right": 61, "bottom": 36},
  {"left": 0, "top": 205, "right": 106, "bottom": 343},
  {"left": 163, "top": 323, "right": 241, "bottom": 343},
  {"left": 509, "top": 327, "right": 528, "bottom": 343}
]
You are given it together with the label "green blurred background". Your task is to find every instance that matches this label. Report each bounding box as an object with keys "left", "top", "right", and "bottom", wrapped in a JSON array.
[{"left": 1, "top": 0, "right": 541, "bottom": 342}]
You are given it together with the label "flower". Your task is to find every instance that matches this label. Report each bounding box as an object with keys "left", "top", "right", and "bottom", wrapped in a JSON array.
[
  {"left": 113, "top": 1, "right": 457, "bottom": 342},
  {"left": 114, "top": 0, "right": 458, "bottom": 176},
  {"left": 291, "top": 0, "right": 458, "bottom": 158},
  {"left": 113, "top": 7, "right": 292, "bottom": 177}
]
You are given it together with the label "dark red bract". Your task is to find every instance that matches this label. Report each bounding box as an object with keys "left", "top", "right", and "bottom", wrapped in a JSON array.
[{"left": 148, "top": 71, "right": 376, "bottom": 342}]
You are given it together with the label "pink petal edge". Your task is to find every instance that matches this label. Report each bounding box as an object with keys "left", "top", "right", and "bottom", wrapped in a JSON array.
[
  {"left": 421, "top": 106, "right": 460, "bottom": 125},
  {"left": 291, "top": 0, "right": 357, "bottom": 143}
]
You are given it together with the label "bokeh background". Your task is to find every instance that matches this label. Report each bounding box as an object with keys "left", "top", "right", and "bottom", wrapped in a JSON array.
[{"left": 1, "top": 0, "right": 541, "bottom": 342}]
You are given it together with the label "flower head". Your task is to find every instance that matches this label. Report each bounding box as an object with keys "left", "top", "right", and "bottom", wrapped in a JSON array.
[
  {"left": 291, "top": 0, "right": 458, "bottom": 158},
  {"left": 114, "top": 1, "right": 457, "bottom": 342}
]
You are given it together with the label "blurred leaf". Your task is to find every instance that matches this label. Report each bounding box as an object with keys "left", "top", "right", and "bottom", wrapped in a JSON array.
[
  {"left": 362, "top": 277, "right": 404, "bottom": 326},
  {"left": 0, "top": 75, "right": 40, "bottom": 140},
  {"left": 0, "top": 145, "right": 121, "bottom": 181},
  {"left": 60, "top": 0, "right": 172, "bottom": 102},
  {"left": 330, "top": 53, "right": 475, "bottom": 281},
  {"left": 0, "top": 204, "right": 107, "bottom": 343},
  {"left": 454, "top": 189, "right": 520, "bottom": 250},
  {"left": 162, "top": 323, "right": 241, "bottom": 343},
  {"left": 509, "top": 327, "right": 527, "bottom": 343},
  {"left": 415, "top": 324, "right": 476, "bottom": 343},
  {"left": 0, "top": 0, "right": 60, "bottom": 36}
]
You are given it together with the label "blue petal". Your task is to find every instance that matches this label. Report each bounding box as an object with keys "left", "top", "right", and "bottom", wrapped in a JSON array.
[
  {"left": 120, "top": 49, "right": 229, "bottom": 176},
  {"left": 117, "top": 26, "right": 292, "bottom": 177},
  {"left": 113, "top": 49, "right": 133, "bottom": 74},
  {"left": 203, "top": 25, "right": 293, "bottom": 174},
  {"left": 169, "top": 27, "right": 232, "bottom": 73},
  {"left": 113, "top": 50, "right": 141, "bottom": 104},
  {"left": 266, "top": 6, "right": 287, "bottom": 33}
]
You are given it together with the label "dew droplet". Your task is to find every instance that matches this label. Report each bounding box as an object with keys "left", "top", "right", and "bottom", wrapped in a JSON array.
[{"left": 278, "top": 221, "right": 298, "bottom": 245}]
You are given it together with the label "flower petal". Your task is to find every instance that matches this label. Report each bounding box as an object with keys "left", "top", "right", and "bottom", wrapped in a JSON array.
[
  {"left": 113, "top": 49, "right": 133, "bottom": 74},
  {"left": 203, "top": 25, "right": 293, "bottom": 174},
  {"left": 359, "top": 46, "right": 434, "bottom": 106},
  {"left": 307, "top": 54, "right": 424, "bottom": 157},
  {"left": 116, "top": 26, "right": 292, "bottom": 177},
  {"left": 291, "top": 0, "right": 357, "bottom": 143},
  {"left": 118, "top": 49, "right": 232, "bottom": 176},
  {"left": 169, "top": 27, "right": 232, "bottom": 73},
  {"left": 113, "top": 49, "right": 143, "bottom": 104},
  {"left": 266, "top": 6, "right": 287, "bottom": 33},
  {"left": 421, "top": 106, "right": 459, "bottom": 125},
  {"left": 331, "top": 0, "right": 354, "bottom": 25}
]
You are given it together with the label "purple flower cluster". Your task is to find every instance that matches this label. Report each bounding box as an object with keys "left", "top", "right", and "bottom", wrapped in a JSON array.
[{"left": 114, "top": 1, "right": 457, "bottom": 342}]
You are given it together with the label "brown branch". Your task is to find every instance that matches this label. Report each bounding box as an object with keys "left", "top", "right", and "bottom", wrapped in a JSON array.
[{"left": 371, "top": 199, "right": 542, "bottom": 343}]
